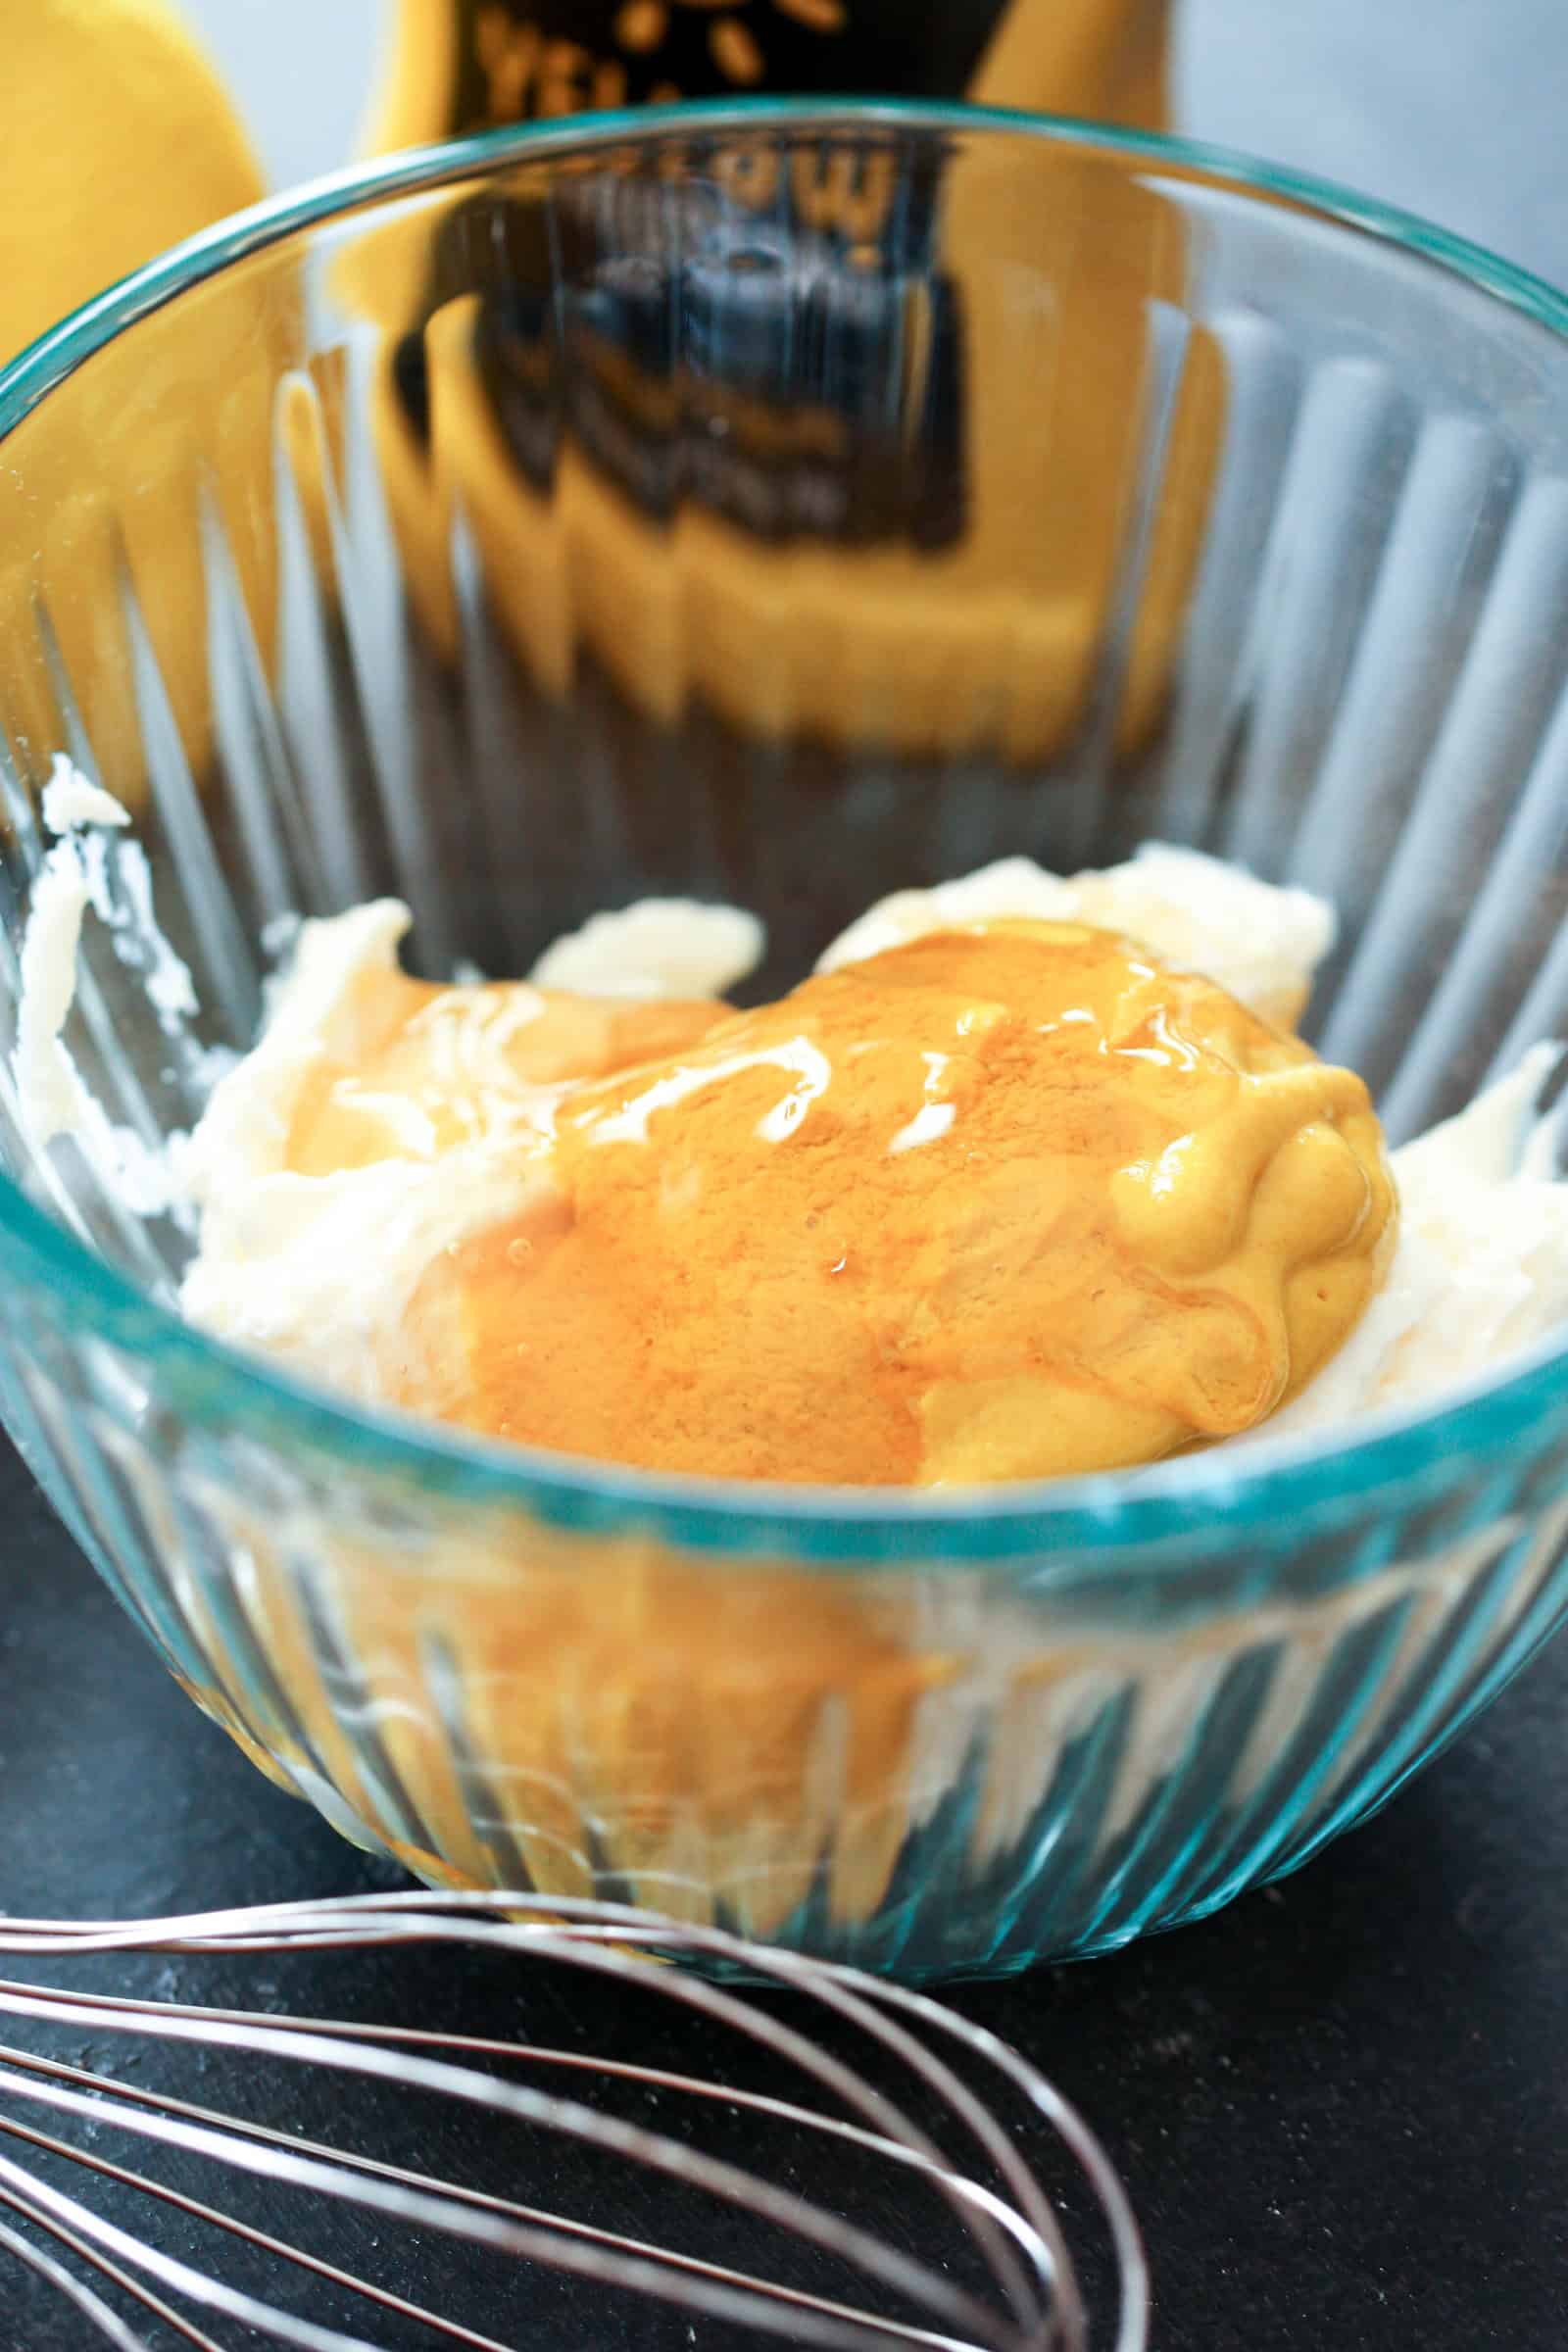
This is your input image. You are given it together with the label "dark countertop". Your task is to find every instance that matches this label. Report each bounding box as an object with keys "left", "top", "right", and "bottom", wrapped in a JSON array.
[{"left": 2, "top": 1437, "right": 1566, "bottom": 2348}]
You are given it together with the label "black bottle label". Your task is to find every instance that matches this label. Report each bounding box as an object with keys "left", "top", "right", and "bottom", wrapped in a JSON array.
[
  {"left": 453, "top": 1, "right": 1016, "bottom": 126},
  {"left": 403, "top": 132, "right": 967, "bottom": 550}
]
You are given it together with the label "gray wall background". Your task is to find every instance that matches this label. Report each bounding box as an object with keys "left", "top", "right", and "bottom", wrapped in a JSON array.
[{"left": 174, "top": 0, "right": 1568, "bottom": 291}]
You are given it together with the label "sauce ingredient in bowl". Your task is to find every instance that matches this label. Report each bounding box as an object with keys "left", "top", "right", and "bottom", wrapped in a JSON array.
[
  {"left": 177, "top": 853, "right": 1393, "bottom": 1484},
  {"left": 21, "top": 785, "right": 1568, "bottom": 1488},
  {"left": 394, "top": 920, "right": 1394, "bottom": 1483}
]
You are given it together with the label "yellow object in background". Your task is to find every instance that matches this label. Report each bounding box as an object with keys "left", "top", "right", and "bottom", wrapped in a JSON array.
[
  {"left": 366, "top": 0, "right": 1173, "bottom": 151},
  {"left": 1, "top": 0, "right": 265, "bottom": 368},
  {"left": 0, "top": 0, "right": 275, "bottom": 800},
  {"left": 0, "top": 1, "right": 1214, "bottom": 795},
  {"left": 347, "top": 0, "right": 1220, "bottom": 764}
]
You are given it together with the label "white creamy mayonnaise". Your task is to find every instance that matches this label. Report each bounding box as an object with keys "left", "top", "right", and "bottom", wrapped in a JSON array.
[
  {"left": 818, "top": 843, "right": 1335, "bottom": 1029},
  {"left": 530, "top": 898, "right": 764, "bottom": 1001}
]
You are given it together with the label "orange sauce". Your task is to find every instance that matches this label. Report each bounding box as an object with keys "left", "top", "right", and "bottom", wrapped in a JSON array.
[
  {"left": 289, "top": 920, "right": 1396, "bottom": 1484},
  {"left": 285, "top": 966, "right": 726, "bottom": 1175}
]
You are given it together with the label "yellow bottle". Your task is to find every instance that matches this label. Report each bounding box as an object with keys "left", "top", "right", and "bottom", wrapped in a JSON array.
[
  {"left": 0, "top": 1, "right": 280, "bottom": 801},
  {"left": 366, "top": 0, "right": 1172, "bottom": 147},
  {"left": 347, "top": 0, "right": 1219, "bottom": 763}
]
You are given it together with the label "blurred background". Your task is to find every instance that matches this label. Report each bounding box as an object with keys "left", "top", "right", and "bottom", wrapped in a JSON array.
[{"left": 174, "top": 0, "right": 1568, "bottom": 288}]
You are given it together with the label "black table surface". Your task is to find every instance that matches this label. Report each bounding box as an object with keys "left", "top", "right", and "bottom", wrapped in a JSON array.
[{"left": 2, "top": 1434, "right": 1566, "bottom": 2351}]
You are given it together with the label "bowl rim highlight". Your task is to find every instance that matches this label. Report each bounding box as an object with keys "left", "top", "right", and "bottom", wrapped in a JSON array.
[{"left": 3, "top": 95, "right": 1568, "bottom": 1567}]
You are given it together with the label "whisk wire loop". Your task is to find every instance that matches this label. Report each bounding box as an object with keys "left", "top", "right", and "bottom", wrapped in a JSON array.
[{"left": 0, "top": 1892, "right": 1148, "bottom": 2352}]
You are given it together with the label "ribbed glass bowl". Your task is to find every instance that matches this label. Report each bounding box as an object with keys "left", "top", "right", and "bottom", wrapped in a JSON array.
[{"left": 3, "top": 104, "right": 1568, "bottom": 1979}]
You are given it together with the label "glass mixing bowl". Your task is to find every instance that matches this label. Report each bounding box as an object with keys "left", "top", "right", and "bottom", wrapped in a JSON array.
[{"left": 3, "top": 103, "right": 1568, "bottom": 1980}]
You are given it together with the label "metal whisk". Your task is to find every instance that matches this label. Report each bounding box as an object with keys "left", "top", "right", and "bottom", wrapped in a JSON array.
[{"left": 0, "top": 1892, "right": 1147, "bottom": 2352}]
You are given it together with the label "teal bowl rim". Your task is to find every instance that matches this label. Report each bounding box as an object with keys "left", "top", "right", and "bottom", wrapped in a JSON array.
[{"left": 3, "top": 95, "right": 1568, "bottom": 1566}]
